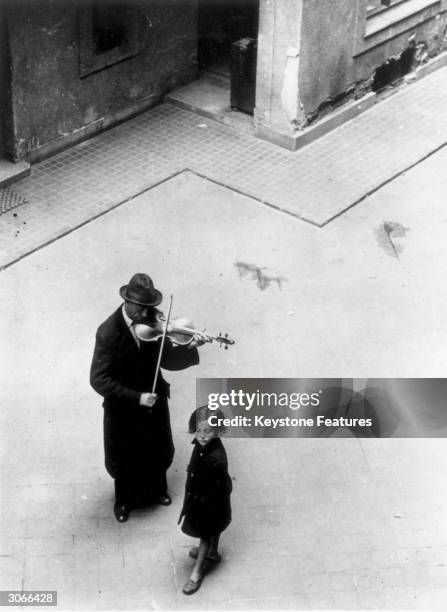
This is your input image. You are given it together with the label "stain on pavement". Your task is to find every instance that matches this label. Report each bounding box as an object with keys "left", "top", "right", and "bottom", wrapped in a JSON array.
[
  {"left": 235, "top": 261, "right": 288, "bottom": 291},
  {"left": 375, "top": 221, "right": 410, "bottom": 258}
]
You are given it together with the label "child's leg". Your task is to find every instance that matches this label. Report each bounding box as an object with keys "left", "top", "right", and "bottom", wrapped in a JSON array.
[
  {"left": 189, "top": 535, "right": 221, "bottom": 561},
  {"left": 190, "top": 538, "right": 210, "bottom": 582},
  {"left": 208, "top": 535, "right": 220, "bottom": 559}
]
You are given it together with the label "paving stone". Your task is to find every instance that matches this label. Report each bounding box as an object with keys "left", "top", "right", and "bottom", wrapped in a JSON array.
[
  {"left": 356, "top": 588, "right": 386, "bottom": 609},
  {"left": 229, "top": 574, "right": 303, "bottom": 599},
  {"left": 332, "top": 589, "right": 362, "bottom": 609},
  {"left": 220, "top": 598, "right": 259, "bottom": 610},
  {"left": 0, "top": 574, "right": 24, "bottom": 591},
  {"left": 306, "top": 590, "right": 337, "bottom": 609},
  {"left": 426, "top": 585, "right": 447, "bottom": 609},
  {"left": 256, "top": 595, "right": 310, "bottom": 609},
  {"left": 22, "top": 554, "right": 76, "bottom": 593}
]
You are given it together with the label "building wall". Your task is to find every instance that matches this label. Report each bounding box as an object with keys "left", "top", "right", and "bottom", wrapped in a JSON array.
[
  {"left": 0, "top": 4, "right": 13, "bottom": 158},
  {"left": 299, "top": 0, "right": 447, "bottom": 123},
  {"left": 5, "top": 0, "right": 447, "bottom": 158},
  {"left": 6, "top": 0, "right": 198, "bottom": 162},
  {"left": 254, "top": 0, "right": 305, "bottom": 147}
]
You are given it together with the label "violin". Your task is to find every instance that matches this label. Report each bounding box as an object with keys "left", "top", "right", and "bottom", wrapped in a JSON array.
[
  {"left": 138, "top": 295, "right": 234, "bottom": 395},
  {"left": 134, "top": 310, "right": 235, "bottom": 349}
]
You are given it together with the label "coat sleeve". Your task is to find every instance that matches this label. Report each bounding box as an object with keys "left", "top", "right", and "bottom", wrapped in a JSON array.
[
  {"left": 161, "top": 339, "right": 200, "bottom": 371},
  {"left": 90, "top": 328, "right": 141, "bottom": 404}
]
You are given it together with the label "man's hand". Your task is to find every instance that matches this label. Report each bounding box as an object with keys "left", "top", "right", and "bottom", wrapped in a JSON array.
[
  {"left": 140, "top": 392, "right": 158, "bottom": 407},
  {"left": 188, "top": 333, "right": 209, "bottom": 349}
]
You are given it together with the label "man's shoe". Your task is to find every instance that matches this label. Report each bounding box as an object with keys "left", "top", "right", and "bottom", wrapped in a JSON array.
[
  {"left": 113, "top": 503, "right": 130, "bottom": 522},
  {"left": 158, "top": 494, "right": 172, "bottom": 506}
]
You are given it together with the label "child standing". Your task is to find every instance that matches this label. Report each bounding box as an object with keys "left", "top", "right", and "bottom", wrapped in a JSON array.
[{"left": 178, "top": 406, "right": 232, "bottom": 595}]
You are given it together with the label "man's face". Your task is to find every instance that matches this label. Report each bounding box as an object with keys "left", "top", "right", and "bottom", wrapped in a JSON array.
[{"left": 124, "top": 301, "right": 157, "bottom": 324}]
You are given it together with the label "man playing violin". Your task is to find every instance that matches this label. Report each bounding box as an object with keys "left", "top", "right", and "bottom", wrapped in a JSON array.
[{"left": 90, "top": 273, "right": 206, "bottom": 523}]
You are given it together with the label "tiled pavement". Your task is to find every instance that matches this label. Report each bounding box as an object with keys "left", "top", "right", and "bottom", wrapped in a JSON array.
[
  {"left": 2, "top": 67, "right": 447, "bottom": 611},
  {"left": 1, "top": 67, "right": 447, "bottom": 270},
  {"left": 2, "top": 437, "right": 447, "bottom": 610},
  {"left": 1, "top": 147, "right": 447, "bottom": 609}
]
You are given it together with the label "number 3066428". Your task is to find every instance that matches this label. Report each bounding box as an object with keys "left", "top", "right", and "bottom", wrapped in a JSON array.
[{"left": 1, "top": 591, "right": 57, "bottom": 606}]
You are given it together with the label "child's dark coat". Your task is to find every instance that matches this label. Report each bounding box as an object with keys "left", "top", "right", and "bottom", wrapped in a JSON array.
[{"left": 179, "top": 437, "right": 232, "bottom": 538}]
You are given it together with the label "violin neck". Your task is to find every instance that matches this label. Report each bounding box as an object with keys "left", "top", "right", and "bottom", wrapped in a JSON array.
[{"left": 170, "top": 323, "right": 213, "bottom": 341}]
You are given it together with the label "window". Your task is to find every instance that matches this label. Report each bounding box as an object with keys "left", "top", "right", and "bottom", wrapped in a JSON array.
[
  {"left": 354, "top": 0, "right": 446, "bottom": 56},
  {"left": 92, "top": 5, "right": 129, "bottom": 55},
  {"left": 79, "top": 3, "right": 143, "bottom": 77},
  {"left": 366, "top": 0, "right": 400, "bottom": 17}
]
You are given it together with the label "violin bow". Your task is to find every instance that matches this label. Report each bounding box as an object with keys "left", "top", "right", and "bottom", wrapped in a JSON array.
[{"left": 151, "top": 293, "right": 174, "bottom": 394}]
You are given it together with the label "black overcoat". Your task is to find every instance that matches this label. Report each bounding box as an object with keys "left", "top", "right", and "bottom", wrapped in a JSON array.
[
  {"left": 90, "top": 307, "right": 199, "bottom": 486},
  {"left": 179, "top": 437, "right": 232, "bottom": 538}
]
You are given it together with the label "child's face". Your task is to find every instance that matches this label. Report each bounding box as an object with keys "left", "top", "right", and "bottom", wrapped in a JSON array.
[{"left": 195, "top": 419, "right": 217, "bottom": 447}]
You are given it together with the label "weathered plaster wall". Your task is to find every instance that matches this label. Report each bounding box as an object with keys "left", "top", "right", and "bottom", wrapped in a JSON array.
[
  {"left": 0, "top": 4, "right": 13, "bottom": 158},
  {"left": 6, "top": 0, "right": 198, "bottom": 161},
  {"left": 299, "top": 0, "right": 447, "bottom": 123},
  {"left": 255, "top": 0, "right": 304, "bottom": 145},
  {"left": 299, "top": 0, "right": 356, "bottom": 119}
]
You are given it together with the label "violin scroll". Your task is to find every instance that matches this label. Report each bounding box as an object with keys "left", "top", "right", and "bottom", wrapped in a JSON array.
[{"left": 216, "top": 332, "right": 235, "bottom": 350}]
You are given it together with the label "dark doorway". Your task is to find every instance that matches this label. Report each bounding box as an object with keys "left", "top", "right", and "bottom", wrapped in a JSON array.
[{"left": 198, "top": 0, "right": 259, "bottom": 78}]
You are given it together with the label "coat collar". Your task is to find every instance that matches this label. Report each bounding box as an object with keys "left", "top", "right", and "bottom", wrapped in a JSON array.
[
  {"left": 114, "top": 306, "right": 137, "bottom": 346},
  {"left": 192, "top": 437, "right": 222, "bottom": 456}
]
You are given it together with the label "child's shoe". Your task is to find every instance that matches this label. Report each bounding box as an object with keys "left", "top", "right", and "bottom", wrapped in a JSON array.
[{"left": 182, "top": 572, "right": 204, "bottom": 595}]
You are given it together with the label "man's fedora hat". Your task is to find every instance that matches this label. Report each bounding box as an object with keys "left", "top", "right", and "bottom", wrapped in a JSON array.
[{"left": 119, "top": 273, "right": 162, "bottom": 307}]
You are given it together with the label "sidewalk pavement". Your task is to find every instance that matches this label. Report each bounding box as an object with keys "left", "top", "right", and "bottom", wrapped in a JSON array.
[
  {"left": 1, "top": 147, "right": 447, "bottom": 608},
  {"left": 1, "top": 68, "right": 447, "bottom": 610},
  {"left": 1, "top": 67, "right": 447, "bottom": 271}
]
